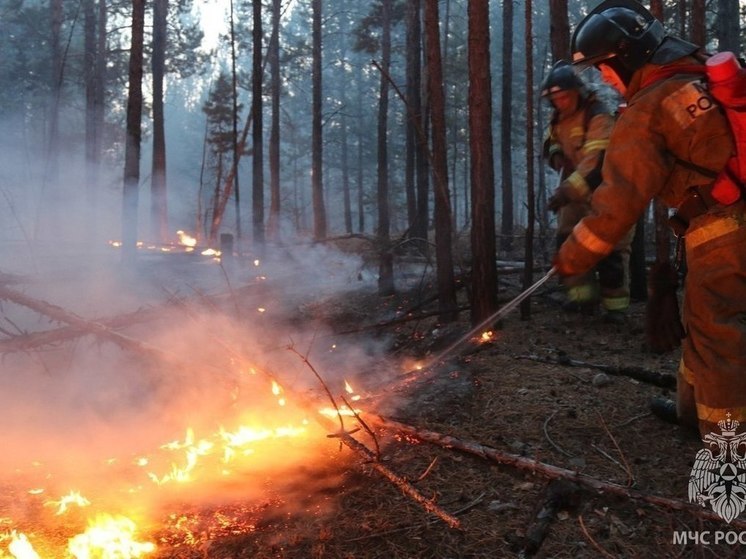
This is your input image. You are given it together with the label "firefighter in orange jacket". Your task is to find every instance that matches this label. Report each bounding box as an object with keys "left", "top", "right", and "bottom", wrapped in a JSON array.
[
  {"left": 542, "top": 61, "right": 633, "bottom": 322},
  {"left": 556, "top": 0, "right": 746, "bottom": 436}
]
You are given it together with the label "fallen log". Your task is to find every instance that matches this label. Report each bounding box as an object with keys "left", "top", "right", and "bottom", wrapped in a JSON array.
[
  {"left": 368, "top": 414, "right": 746, "bottom": 530},
  {"left": 0, "top": 283, "right": 263, "bottom": 354},
  {"left": 517, "top": 353, "right": 676, "bottom": 389}
]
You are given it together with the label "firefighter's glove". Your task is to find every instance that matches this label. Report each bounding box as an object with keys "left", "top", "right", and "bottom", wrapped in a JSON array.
[
  {"left": 645, "top": 261, "right": 685, "bottom": 354},
  {"left": 547, "top": 182, "right": 574, "bottom": 213},
  {"left": 549, "top": 153, "right": 570, "bottom": 174}
]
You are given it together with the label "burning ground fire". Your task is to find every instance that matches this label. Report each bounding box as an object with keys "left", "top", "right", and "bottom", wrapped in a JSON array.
[{"left": 1, "top": 365, "right": 364, "bottom": 558}]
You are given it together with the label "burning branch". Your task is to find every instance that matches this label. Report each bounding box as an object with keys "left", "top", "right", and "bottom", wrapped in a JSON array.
[{"left": 287, "top": 346, "right": 462, "bottom": 529}]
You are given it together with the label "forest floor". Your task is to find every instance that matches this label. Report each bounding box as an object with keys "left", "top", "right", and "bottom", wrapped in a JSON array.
[
  {"left": 144, "top": 250, "right": 744, "bottom": 559},
  {"left": 2, "top": 242, "right": 743, "bottom": 559}
]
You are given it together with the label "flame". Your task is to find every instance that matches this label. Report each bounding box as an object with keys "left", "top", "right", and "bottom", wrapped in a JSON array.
[
  {"left": 176, "top": 230, "right": 197, "bottom": 247},
  {"left": 479, "top": 331, "right": 494, "bottom": 343},
  {"left": 318, "top": 405, "right": 360, "bottom": 419},
  {"left": 5, "top": 531, "right": 40, "bottom": 559},
  {"left": 344, "top": 380, "right": 361, "bottom": 402},
  {"left": 67, "top": 514, "right": 155, "bottom": 559},
  {"left": 44, "top": 490, "right": 91, "bottom": 515}
]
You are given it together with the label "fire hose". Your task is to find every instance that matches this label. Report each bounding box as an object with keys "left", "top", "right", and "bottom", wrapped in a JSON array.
[{"left": 424, "top": 266, "right": 558, "bottom": 369}]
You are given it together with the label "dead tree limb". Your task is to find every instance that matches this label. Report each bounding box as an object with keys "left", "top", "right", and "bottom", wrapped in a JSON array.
[
  {"left": 287, "top": 347, "right": 461, "bottom": 530},
  {"left": 367, "top": 414, "right": 746, "bottom": 529},
  {"left": 517, "top": 353, "right": 676, "bottom": 389},
  {"left": 0, "top": 285, "right": 171, "bottom": 358},
  {"left": 0, "top": 283, "right": 263, "bottom": 354}
]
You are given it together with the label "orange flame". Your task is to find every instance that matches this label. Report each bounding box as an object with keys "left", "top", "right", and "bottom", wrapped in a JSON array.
[{"left": 67, "top": 514, "right": 155, "bottom": 559}]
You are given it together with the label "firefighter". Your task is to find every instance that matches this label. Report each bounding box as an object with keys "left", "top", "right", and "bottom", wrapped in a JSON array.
[
  {"left": 555, "top": 0, "right": 746, "bottom": 436},
  {"left": 541, "top": 60, "right": 634, "bottom": 323}
]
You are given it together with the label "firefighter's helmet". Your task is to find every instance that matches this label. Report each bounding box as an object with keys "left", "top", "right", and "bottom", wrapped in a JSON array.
[
  {"left": 570, "top": 0, "right": 665, "bottom": 72},
  {"left": 541, "top": 60, "right": 588, "bottom": 98}
]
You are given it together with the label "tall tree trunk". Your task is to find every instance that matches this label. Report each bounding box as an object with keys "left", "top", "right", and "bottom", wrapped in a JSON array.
[
  {"left": 252, "top": 0, "right": 265, "bottom": 247},
  {"left": 339, "top": 17, "right": 352, "bottom": 235},
  {"left": 424, "top": 0, "right": 457, "bottom": 321},
  {"left": 468, "top": 0, "right": 497, "bottom": 326},
  {"left": 311, "top": 0, "right": 327, "bottom": 240},
  {"left": 500, "top": 0, "right": 515, "bottom": 253},
  {"left": 267, "top": 0, "right": 281, "bottom": 240},
  {"left": 41, "top": 0, "right": 63, "bottom": 239},
  {"left": 548, "top": 0, "right": 570, "bottom": 61},
  {"left": 84, "top": 0, "right": 98, "bottom": 240},
  {"left": 151, "top": 0, "right": 168, "bottom": 243},
  {"left": 716, "top": 0, "right": 740, "bottom": 53},
  {"left": 690, "top": 0, "right": 706, "bottom": 46},
  {"left": 405, "top": 0, "right": 420, "bottom": 236},
  {"left": 377, "top": 0, "right": 395, "bottom": 295},
  {"left": 122, "top": 0, "right": 146, "bottom": 262},
  {"left": 356, "top": 61, "right": 365, "bottom": 233},
  {"left": 229, "top": 0, "right": 242, "bottom": 240},
  {"left": 520, "top": 0, "right": 535, "bottom": 320}
]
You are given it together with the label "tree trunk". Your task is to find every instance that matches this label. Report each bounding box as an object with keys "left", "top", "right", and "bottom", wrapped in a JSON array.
[
  {"left": 520, "top": 0, "right": 535, "bottom": 320},
  {"left": 716, "top": 0, "right": 740, "bottom": 53},
  {"left": 377, "top": 0, "right": 395, "bottom": 295},
  {"left": 267, "top": 0, "right": 282, "bottom": 240},
  {"left": 122, "top": 0, "right": 146, "bottom": 261},
  {"left": 468, "top": 0, "right": 497, "bottom": 326},
  {"left": 405, "top": 0, "right": 420, "bottom": 234},
  {"left": 311, "top": 0, "right": 327, "bottom": 240},
  {"left": 500, "top": 0, "right": 515, "bottom": 253},
  {"left": 548, "top": 0, "right": 570, "bottom": 60},
  {"left": 151, "top": 0, "right": 169, "bottom": 243},
  {"left": 424, "top": 0, "right": 458, "bottom": 321},
  {"left": 230, "top": 0, "right": 242, "bottom": 240},
  {"left": 84, "top": 0, "right": 98, "bottom": 240},
  {"left": 252, "top": 0, "right": 265, "bottom": 247},
  {"left": 690, "top": 0, "right": 706, "bottom": 46},
  {"left": 356, "top": 61, "right": 365, "bottom": 233}
]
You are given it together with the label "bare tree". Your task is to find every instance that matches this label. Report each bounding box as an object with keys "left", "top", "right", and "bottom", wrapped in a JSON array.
[
  {"left": 424, "top": 0, "right": 458, "bottom": 321},
  {"left": 691, "top": 0, "right": 706, "bottom": 46},
  {"left": 716, "top": 0, "right": 741, "bottom": 53},
  {"left": 252, "top": 0, "right": 265, "bottom": 247},
  {"left": 468, "top": 0, "right": 497, "bottom": 326},
  {"left": 312, "top": 0, "right": 327, "bottom": 240},
  {"left": 377, "top": 0, "right": 395, "bottom": 295},
  {"left": 549, "top": 0, "right": 570, "bottom": 60},
  {"left": 267, "top": 0, "right": 282, "bottom": 240},
  {"left": 151, "top": 0, "right": 168, "bottom": 243},
  {"left": 500, "top": 0, "right": 515, "bottom": 253},
  {"left": 122, "top": 0, "right": 146, "bottom": 261},
  {"left": 521, "top": 0, "right": 536, "bottom": 320}
]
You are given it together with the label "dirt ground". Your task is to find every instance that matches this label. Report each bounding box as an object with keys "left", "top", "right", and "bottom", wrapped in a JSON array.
[
  {"left": 148, "top": 262, "right": 745, "bottom": 559},
  {"left": 2, "top": 246, "right": 743, "bottom": 559}
]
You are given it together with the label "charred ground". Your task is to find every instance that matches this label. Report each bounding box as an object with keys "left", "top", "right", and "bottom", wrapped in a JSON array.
[{"left": 151, "top": 261, "right": 744, "bottom": 559}]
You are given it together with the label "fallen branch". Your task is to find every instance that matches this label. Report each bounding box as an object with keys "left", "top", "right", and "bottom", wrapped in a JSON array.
[
  {"left": 285, "top": 345, "right": 462, "bottom": 529},
  {"left": 517, "top": 353, "right": 676, "bottom": 389},
  {"left": 0, "top": 284, "right": 173, "bottom": 359},
  {"left": 368, "top": 414, "right": 746, "bottom": 529},
  {"left": 0, "top": 283, "right": 264, "bottom": 353}
]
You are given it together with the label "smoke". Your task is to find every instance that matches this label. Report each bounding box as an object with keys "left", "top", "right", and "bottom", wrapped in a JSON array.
[{"left": 0, "top": 217, "right": 399, "bottom": 551}]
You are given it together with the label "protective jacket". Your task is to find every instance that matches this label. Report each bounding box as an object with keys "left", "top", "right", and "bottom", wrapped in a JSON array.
[
  {"left": 556, "top": 56, "right": 746, "bottom": 432},
  {"left": 545, "top": 96, "right": 632, "bottom": 311},
  {"left": 545, "top": 95, "right": 613, "bottom": 210}
]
